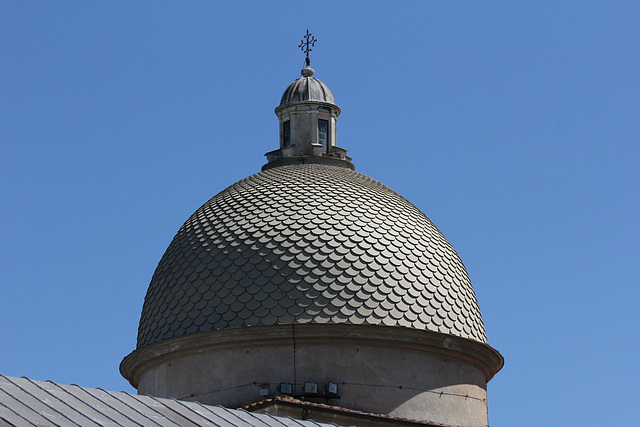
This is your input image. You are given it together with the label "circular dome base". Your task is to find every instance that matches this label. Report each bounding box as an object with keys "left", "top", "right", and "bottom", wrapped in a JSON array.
[{"left": 121, "top": 324, "right": 502, "bottom": 426}]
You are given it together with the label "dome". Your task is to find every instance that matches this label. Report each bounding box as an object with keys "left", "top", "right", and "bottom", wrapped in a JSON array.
[
  {"left": 279, "top": 66, "right": 336, "bottom": 106},
  {"left": 124, "top": 49, "right": 502, "bottom": 426},
  {"left": 137, "top": 163, "right": 487, "bottom": 350}
]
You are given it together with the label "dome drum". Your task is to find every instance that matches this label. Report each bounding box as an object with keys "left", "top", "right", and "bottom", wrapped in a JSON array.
[
  {"left": 121, "top": 324, "right": 502, "bottom": 427},
  {"left": 272, "top": 103, "right": 340, "bottom": 159}
]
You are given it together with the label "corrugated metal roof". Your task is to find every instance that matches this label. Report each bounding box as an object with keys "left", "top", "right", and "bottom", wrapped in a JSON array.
[{"left": 0, "top": 374, "right": 338, "bottom": 427}]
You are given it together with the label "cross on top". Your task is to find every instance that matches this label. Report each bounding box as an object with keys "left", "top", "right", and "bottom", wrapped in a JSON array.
[{"left": 299, "top": 30, "right": 316, "bottom": 66}]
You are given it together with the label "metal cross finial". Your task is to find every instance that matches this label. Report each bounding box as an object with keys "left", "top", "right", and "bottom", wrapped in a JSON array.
[{"left": 299, "top": 30, "right": 316, "bottom": 66}]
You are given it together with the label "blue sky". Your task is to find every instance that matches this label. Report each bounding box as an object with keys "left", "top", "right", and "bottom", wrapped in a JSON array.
[{"left": 1, "top": 2, "right": 639, "bottom": 425}]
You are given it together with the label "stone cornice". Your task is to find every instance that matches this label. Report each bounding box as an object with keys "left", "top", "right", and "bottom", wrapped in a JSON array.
[
  {"left": 261, "top": 155, "right": 354, "bottom": 171},
  {"left": 275, "top": 101, "right": 341, "bottom": 116},
  {"left": 120, "top": 324, "right": 503, "bottom": 389}
]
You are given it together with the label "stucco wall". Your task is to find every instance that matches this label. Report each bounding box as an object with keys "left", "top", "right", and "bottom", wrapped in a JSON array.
[{"left": 125, "top": 325, "right": 501, "bottom": 427}]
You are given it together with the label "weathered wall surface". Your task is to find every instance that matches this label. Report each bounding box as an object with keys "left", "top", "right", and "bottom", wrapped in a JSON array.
[{"left": 126, "top": 325, "right": 500, "bottom": 427}]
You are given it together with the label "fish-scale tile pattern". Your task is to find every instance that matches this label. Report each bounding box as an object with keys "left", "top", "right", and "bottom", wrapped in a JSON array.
[{"left": 137, "top": 163, "right": 487, "bottom": 349}]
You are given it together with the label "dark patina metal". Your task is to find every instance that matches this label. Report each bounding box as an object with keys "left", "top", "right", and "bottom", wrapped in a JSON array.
[{"left": 298, "top": 29, "right": 316, "bottom": 66}]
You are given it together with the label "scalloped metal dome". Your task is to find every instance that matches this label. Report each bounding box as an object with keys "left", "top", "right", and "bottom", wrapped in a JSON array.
[
  {"left": 280, "top": 74, "right": 335, "bottom": 106},
  {"left": 136, "top": 163, "right": 487, "bottom": 349}
]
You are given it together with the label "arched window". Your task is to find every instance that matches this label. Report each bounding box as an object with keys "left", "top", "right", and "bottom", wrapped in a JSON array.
[
  {"left": 282, "top": 121, "right": 291, "bottom": 147},
  {"left": 318, "top": 119, "right": 329, "bottom": 153}
]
